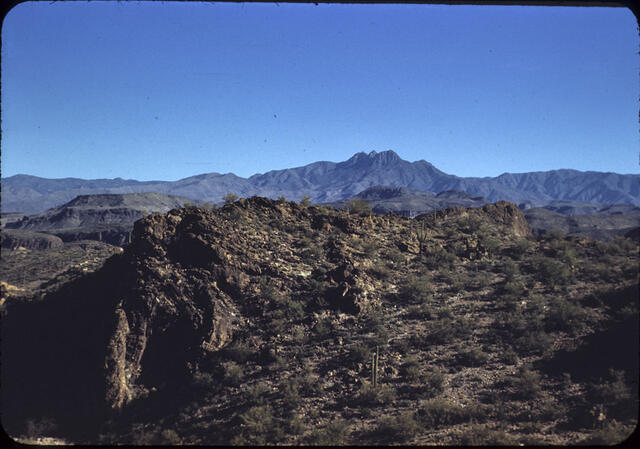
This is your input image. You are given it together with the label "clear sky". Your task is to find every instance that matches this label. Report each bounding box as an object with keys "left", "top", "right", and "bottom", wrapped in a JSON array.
[{"left": 1, "top": 1, "right": 638, "bottom": 181}]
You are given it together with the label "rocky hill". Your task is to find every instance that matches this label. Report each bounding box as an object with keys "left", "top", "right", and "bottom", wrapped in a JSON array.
[
  {"left": 5, "top": 193, "right": 199, "bottom": 246},
  {"left": 3, "top": 150, "right": 638, "bottom": 213},
  {"left": 524, "top": 208, "right": 640, "bottom": 241},
  {"left": 329, "top": 186, "right": 487, "bottom": 217},
  {"left": 0, "top": 229, "right": 64, "bottom": 251},
  {"left": 2, "top": 197, "right": 637, "bottom": 445}
]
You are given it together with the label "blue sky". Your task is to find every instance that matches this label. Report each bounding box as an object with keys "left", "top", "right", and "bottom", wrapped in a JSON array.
[{"left": 1, "top": 2, "right": 638, "bottom": 181}]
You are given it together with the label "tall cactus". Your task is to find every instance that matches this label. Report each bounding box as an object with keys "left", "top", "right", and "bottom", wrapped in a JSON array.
[
  {"left": 371, "top": 345, "right": 379, "bottom": 388},
  {"left": 415, "top": 221, "right": 429, "bottom": 255}
]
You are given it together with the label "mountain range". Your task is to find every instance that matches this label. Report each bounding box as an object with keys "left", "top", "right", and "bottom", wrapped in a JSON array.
[{"left": 3, "top": 150, "right": 639, "bottom": 214}]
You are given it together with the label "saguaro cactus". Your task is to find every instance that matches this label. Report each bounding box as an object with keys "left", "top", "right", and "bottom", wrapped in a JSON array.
[{"left": 371, "top": 345, "right": 380, "bottom": 387}]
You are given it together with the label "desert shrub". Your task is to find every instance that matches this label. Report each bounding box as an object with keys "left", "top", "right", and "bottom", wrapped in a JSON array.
[
  {"left": 417, "top": 399, "right": 483, "bottom": 427},
  {"left": 279, "top": 377, "right": 301, "bottom": 410},
  {"left": 480, "top": 234, "right": 501, "bottom": 257},
  {"left": 455, "top": 347, "right": 489, "bottom": 367},
  {"left": 547, "top": 227, "right": 566, "bottom": 241},
  {"left": 581, "top": 420, "right": 636, "bottom": 445},
  {"left": 245, "top": 381, "right": 271, "bottom": 406},
  {"left": 223, "top": 338, "right": 255, "bottom": 363},
  {"left": 501, "top": 346, "right": 519, "bottom": 365},
  {"left": 191, "top": 369, "right": 218, "bottom": 393},
  {"left": 501, "top": 259, "right": 520, "bottom": 280},
  {"left": 534, "top": 256, "right": 572, "bottom": 285},
  {"left": 300, "top": 194, "right": 312, "bottom": 207},
  {"left": 502, "top": 279, "right": 525, "bottom": 297},
  {"left": 347, "top": 344, "right": 371, "bottom": 366},
  {"left": 398, "top": 273, "right": 433, "bottom": 304},
  {"left": 422, "top": 316, "right": 473, "bottom": 345},
  {"left": 400, "top": 355, "right": 422, "bottom": 382},
  {"left": 347, "top": 198, "right": 372, "bottom": 216},
  {"left": 298, "top": 365, "right": 322, "bottom": 396},
  {"left": 385, "top": 247, "right": 405, "bottom": 265},
  {"left": 534, "top": 395, "right": 568, "bottom": 421},
  {"left": 233, "top": 405, "right": 279, "bottom": 445},
  {"left": 423, "top": 245, "right": 456, "bottom": 270},
  {"left": 367, "top": 262, "right": 392, "bottom": 280},
  {"left": 458, "top": 425, "right": 518, "bottom": 445},
  {"left": 307, "top": 419, "right": 349, "bottom": 445},
  {"left": 159, "top": 429, "right": 181, "bottom": 445},
  {"left": 223, "top": 192, "right": 238, "bottom": 205},
  {"left": 471, "top": 271, "right": 492, "bottom": 290},
  {"left": 509, "top": 366, "right": 542, "bottom": 399},
  {"left": 271, "top": 294, "right": 305, "bottom": 321},
  {"left": 587, "top": 369, "right": 636, "bottom": 421},
  {"left": 494, "top": 298, "right": 553, "bottom": 355},
  {"left": 405, "top": 303, "right": 435, "bottom": 320},
  {"left": 416, "top": 366, "right": 446, "bottom": 399},
  {"left": 222, "top": 361, "right": 244, "bottom": 387},
  {"left": 512, "top": 238, "right": 533, "bottom": 257},
  {"left": 312, "top": 317, "right": 333, "bottom": 341},
  {"left": 354, "top": 381, "right": 396, "bottom": 407},
  {"left": 602, "top": 236, "right": 636, "bottom": 256},
  {"left": 544, "top": 297, "right": 587, "bottom": 334},
  {"left": 371, "top": 411, "right": 419, "bottom": 442},
  {"left": 461, "top": 216, "right": 485, "bottom": 234}
]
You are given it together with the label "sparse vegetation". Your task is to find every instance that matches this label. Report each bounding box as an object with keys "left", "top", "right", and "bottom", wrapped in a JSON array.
[{"left": 4, "top": 196, "right": 637, "bottom": 446}]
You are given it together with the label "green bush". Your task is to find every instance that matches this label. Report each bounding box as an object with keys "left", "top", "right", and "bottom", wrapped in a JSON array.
[
  {"left": 245, "top": 381, "right": 271, "bottom": 406},
  {"left": 509, "top": 366, "right": 542, "bottom": 399},
  {"left": 399, "top": 274, "right": 433, "bottom": 304},
  {"left": 458, "top": 425, "right": 518, "bottom": 445},
  {"left": 367, "top": 262, "right": 392, "bottom": 280},
  {"left": 535, "top": 256, "right": 572, "bottom": 285},
  {"left": 307, "top": 419, "right": 349, "bottom": 445},
  {"left": 423, "top": 316, "right": 473, "bottom": 345},
  {"left": 587, "top": 369, "right": 636, "bottom": 421},
  {"left": 233, "top": 405, "right": 279, "bottom": 445},
  {"left": 455, "top": 347, "right": 489, "bottom": 367},
  {"left": 223, "top": 192, "right": 238, "bottom": 205},
  {"left": 300, "top": 194, "right": 312, "bottom": 207},
  {"left": 280, "top": 377, "right": 301, "bottom": 410},
  {"left": 581, "top": 420, "right": 636, "bottom": 445},
  {"left": 347, "top": 344, "right": 371, "bottom": 366},
  {"left": 544, "top": 297, "right": 587, "bottom": 334},
  {"left": 354, "top": 381, "right": 396, "bottom": 407},
  {"left": 416, "top": 366, "right": 445, "bottom": 399},
  {"left": 400, "top": 355, "right": 422, "bottom": 382},
  {"left": 222, "top": 361, "right": 244, "bottom": 387},
  {"left": 372, "top": 411, "right": 419, "bottom": 442},
  {"left": 418, "top": 398, "right": 483, "bottom": 427},
  {"left": 347, "top": 198, "right": 372, "bottom": 216}
]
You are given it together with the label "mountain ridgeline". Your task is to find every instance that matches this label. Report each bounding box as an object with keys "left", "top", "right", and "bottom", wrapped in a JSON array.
[{"left": 3, "top": 150, "right": 639, "bottom": 214}]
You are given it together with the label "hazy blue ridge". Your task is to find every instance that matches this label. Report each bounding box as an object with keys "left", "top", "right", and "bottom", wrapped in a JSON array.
[{"left": 2, "top": 150, "right": 639, "bottom": 214}]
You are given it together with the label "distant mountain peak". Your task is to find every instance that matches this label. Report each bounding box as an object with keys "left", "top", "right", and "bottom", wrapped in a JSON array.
[{"left": 346, "top": 149, "right": 402, "bottom": 166}]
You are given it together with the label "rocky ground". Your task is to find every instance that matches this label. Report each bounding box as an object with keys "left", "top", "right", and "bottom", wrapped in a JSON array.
[{"left": 1, "top": 197, "right": 638, "bottom": 445}]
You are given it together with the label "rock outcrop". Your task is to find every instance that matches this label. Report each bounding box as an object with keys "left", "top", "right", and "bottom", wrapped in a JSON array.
[
  {"left": 1, "top": 197, "right": 532, "bottom": 435},
  {"left": 0, "top": 229, "right": 64, "bottom": 250}
]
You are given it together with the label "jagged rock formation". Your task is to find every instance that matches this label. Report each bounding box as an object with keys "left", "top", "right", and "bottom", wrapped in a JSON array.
[
  {"left": 1, "top": 197, "right": 532, "bottom": 435},
  {"left": 417, "top": 201, "right": 531, "bottom": 238},
  {"left": 0, "top": 229, "right": 64, "bottom": 250}
]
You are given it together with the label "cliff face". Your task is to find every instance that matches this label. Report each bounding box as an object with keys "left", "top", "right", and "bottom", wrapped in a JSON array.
[
  {"left": 1, "top": 197, "right": 533, "bottom": 434},
  {"left": 0, "top": 229, "right": 64, "bottom": 250}
]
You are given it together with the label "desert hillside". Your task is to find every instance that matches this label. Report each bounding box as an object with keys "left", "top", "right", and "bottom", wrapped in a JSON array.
[{"left": 1, "top": 197, "right": 638, "bottom": 445}]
